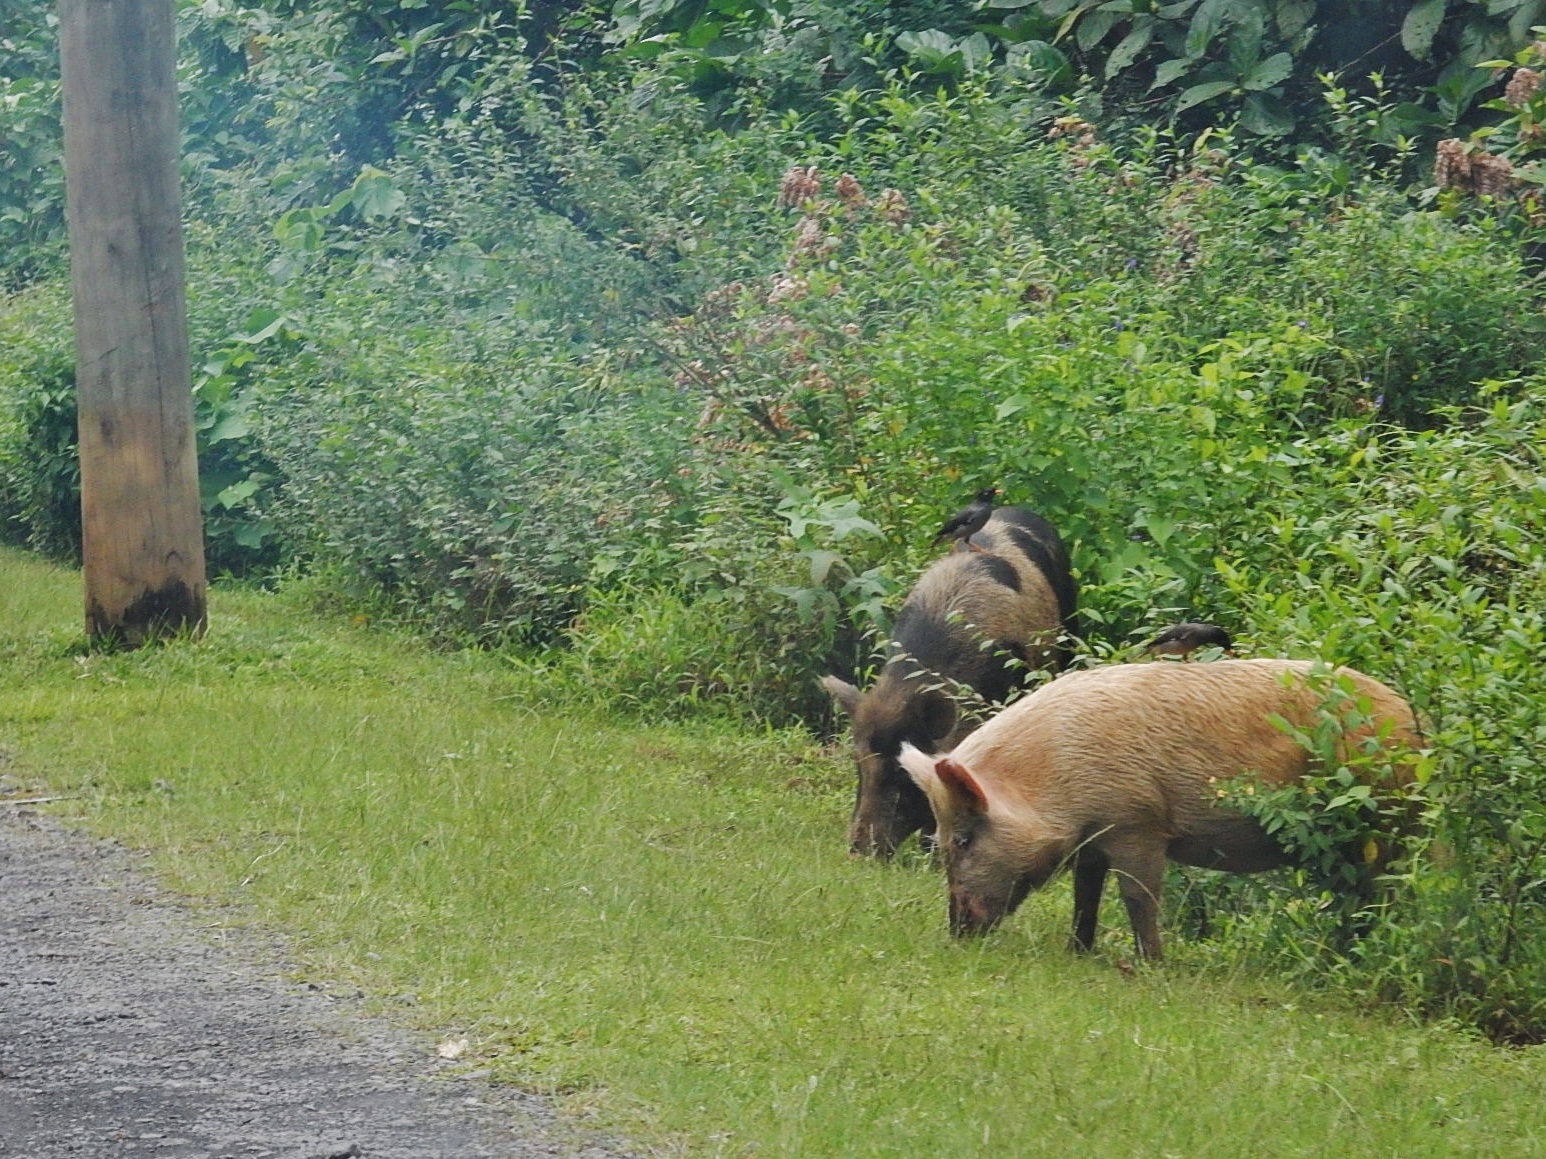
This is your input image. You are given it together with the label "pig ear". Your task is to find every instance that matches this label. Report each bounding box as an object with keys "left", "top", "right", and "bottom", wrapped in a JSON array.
[
  {"left": 820, "top": 675, "right": 861, "bottom": 718},
  {"left": 916, "top": 694, "right": 957, "bottom": 743},
  {"left": 899, "top": 744, "right": 989, "bottom": 819},
  {"left": 934, "top": 757, "right": 989, "bottom": 815}
]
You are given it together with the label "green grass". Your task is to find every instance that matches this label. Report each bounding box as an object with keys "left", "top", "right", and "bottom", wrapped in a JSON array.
[{"left": 3, "top": 547, "right": 1545, "bottom": 1157}]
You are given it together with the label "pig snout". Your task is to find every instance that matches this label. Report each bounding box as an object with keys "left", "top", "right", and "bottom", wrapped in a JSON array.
[
  {"left": 849, "top": 818, "right": 901, "bottom": 860},
  {"left": 849, "top": 771, "right": 933, "bottom": 859},
  {"left": 948, "top": 888, "right": 1000, "bottom": 937}
]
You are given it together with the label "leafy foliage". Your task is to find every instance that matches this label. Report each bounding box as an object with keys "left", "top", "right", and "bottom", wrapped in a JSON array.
[
  {"left": 0, "top": 2, "right": 65, "bottom": 289},
  {"left": 1192, "top": 390, "right": 1546, "bottom": 1040},
  {"left": 0, "top": 290, "right": 79, "bottom": 560}
]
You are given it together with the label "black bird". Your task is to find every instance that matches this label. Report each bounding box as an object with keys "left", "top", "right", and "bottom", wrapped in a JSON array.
[
  {"left": 932, "top": 488, "right": 999, "bottom": 553},
  {"left": 1145, "top": 622, "right": 1234, "bottom": 659}
]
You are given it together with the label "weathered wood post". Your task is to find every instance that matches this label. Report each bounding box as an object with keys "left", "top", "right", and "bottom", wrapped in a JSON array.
[{"left": 59, "top": 0, "right": 207, "bottom": 644}]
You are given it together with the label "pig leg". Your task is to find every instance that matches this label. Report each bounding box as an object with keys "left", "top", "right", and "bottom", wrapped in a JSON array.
[
  {"left": 1105, "top": 836, "right": 1169, "bottom": 961},
  {"left": 1069, "top": 846, "right": 1109, "bottom": 952}
]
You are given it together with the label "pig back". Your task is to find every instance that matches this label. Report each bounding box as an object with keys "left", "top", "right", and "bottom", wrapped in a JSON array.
[
  {"left": 892, "top": 514, "right": 1070, "bottom": 696},
  {"left": 951, "top": 659, "right": 1418, "bottom": 829}
]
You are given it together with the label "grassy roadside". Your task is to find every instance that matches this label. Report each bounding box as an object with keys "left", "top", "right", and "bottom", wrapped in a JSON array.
[{"left": 3, "top": 547, "right": 1544, "bottom": 1157}]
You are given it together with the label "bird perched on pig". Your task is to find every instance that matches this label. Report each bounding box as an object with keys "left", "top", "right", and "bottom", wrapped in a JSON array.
[
  {"left": 823, "top": 505, "right": 1077, "bottom": 858},
  {"left": 1145, "top": 622, "right": 1234, "bottom": 659},
  {"left": 899, "top": 658, "right": 1419, "bottom": 960},
  {"left": 932, "top": 488, "right": 999, "bottom": 552}
]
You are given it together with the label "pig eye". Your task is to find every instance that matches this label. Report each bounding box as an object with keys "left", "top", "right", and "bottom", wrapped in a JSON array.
[{"left": 951, "top": 831, "right": 974, "bottom": 852}]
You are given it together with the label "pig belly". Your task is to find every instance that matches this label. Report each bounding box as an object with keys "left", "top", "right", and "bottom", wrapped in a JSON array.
[{"left": 1166, "top": 814, "right": 1290, "bottom": 874}]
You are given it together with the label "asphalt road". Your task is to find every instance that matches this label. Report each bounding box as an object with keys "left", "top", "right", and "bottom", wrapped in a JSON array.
[{"left": 0, "top": 803, "right": 635, "bottom": 1159}]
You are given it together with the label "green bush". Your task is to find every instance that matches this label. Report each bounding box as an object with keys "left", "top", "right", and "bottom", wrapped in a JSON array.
[
  {"left": 0, "top": 2, "right": 65, "bottom": 289},
  {"left": 0, "top": 285, "right": 78, "bottom": 559},
  {"left": 0, "top": 280, "right": 288, "bottom": 575},
  {"left": 254, "top": 334, "right": 697, "bottom": 642},
  {"left": 1187, "top": 389, "right": 1546, "bottom": 1041}
]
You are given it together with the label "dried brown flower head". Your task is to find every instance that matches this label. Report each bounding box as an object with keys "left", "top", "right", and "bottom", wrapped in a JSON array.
[
  {"left": 777, "top": 166, "right": 822, "bottom": 209},
  {"left": 791, "top": 215, "right": 825, "bottom": 255},
  {"left": 768, "top": 273, "right": 809, "bottom": 303},
  {"left": 1506, "top": 67, "right": 1542, "bottom": 108},
  {"left": 1436, "top": 137, "right": 1521, "bottom": 199},
  {"left": 1434, "top": 138, "right": 1472, "bottom": 191},
  {"left": 1472, "top": 151, "right": 1516, "bottom": 199},
  {"left": 835, "top": 173, "right": 868, "bottom": 210},
  {"left": 875, "top": 188, "right": 910, "bottom": 225},
  {"left": 1048, "top": 115, "right": 1093, "bottom": 141}
]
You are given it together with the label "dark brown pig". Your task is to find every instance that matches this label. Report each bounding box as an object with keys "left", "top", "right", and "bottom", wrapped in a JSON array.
[
  {"left": 897, "top": 658, "right": 1419, "bottom": 959},
  {"left": 822, "top": 507, "right": 1077, "bottom": 858}
]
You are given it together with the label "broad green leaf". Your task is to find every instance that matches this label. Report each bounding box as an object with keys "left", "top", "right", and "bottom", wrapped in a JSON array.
[
  {"left": 1186, "top": 0, "right": 1229, "bottom": 58},
  {"left": 1077, "top": 7, "right": 1121, "bottom": 51},
  {"left": 960, "top": 31, "right": 993, "bottom": 72},
  {"left": 827, "top": 512, "right": 882, "bottom": 541},
  {"left": 216, "top": 478, "right": 261, "bottom": 508},
  {"left": 1240, "top": 90, "right": 1296, "bottom": 134},
  {"left": 1151, "top": 54, "right": 1195, "bottom": 89},
  {"left": 1193, "top": 58, "right": 1236, "bottom": 83},
  {"left": 273, "top": 208, "right": 324, "bottom": 252},
  {"left": 1135, "top": 511, "right": 1178, "bottom": 547},
  {"left": 1386, "top": 101, "right": 1448, "bottom": 131},
  {"left": 1008, "top": 39, "right": 1072, "bottom": 85},
  {"left": 230, "top": 520, "right": 270, "bottom": 549},
  {"left": 772, "top": 584, "right": 821, "bottom": 621},
  {"left": 896, "top": 28, "right": 957, "bottom": 56},
  {"left": 1175, "top": 78, "right": 1235, "bottom": 110},
  {"left": 235, "top": 310, "right": 291, "bottom": 345},
  {"left": 1401, "top": 0, "right": 1446, "bottom": 59},
  {"left": 1242, "top": 51, "right": 1293, "bottom": 90},
  {"left": 682, "top": 16, "right": 726, "bottom": 48},
  {"left": 1054, "top": 1, "right": 1100, "bottom": 42},
  {"left": 1276, "top": 0, "right": 1315, "bottom": 39},
  {"left": 1106, "top": 19, "right": 1156, "bottom": 77},
  {"left": 896, "top": 28, "right": 963, "bottom": 72},
  {"left": 804, "top": 549, "right": 842, "bottom": 584},
  {"left": 206, "top": 411, "right": 252, "bottom": 446},
  {"left": 1509, "top": 0, "right": 1544, "bottom": 42},
  {"left": 351, "top": 170, "right": 406, "bottom": 221},
  {"left": 1224, "top": 3, "right": 1266, "bottom": 70}
]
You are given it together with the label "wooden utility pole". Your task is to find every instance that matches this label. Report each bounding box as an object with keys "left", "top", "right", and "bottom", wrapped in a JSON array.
[{"left": 59, "top": 0, "right": 207, "bottom": 644}]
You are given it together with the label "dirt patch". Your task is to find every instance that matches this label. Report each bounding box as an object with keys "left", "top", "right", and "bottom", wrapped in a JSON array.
[{"left": 0, "top": 804, "right": 636, "bottom": 1159}]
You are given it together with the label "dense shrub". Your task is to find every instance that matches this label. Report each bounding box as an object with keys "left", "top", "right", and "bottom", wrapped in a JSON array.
[
  {"left": 0, "top": 285, "right": 79, "bottom": 559},
  {"left": 0, "top": 2, "right": 65, "bottom": 290},
  {"left": 257, "top": 347, "right": 696, "bottom": 643},
  {"left": 1190, "top": 390, "right": 1546, "bottom": 1041},
  {"left": 0, "top": 279, "right": 287, "bottom": 575}
]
